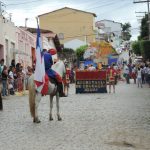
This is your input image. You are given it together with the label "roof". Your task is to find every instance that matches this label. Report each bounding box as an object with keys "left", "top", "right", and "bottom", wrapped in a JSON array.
[
  {"left": 20, "top": 27, "right": 53, "bottom": 34},
  {"left": 20, "top": 27, "right": 62, "bottom": 51},
  {"left": 38, "top": 7, "right": 97, "bottom": 17},
  {"left": 99, "top": 19, "right": 122, "bottom": 25}
]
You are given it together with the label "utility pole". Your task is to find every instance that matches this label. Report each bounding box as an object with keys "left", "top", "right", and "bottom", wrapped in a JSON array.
[
  {"left": 0, "top": 1, "right": 6, "bottom": 15},
  {"left": 25, "top": 18, "right": 28, "bottom": 28},
  {"left": 134, "top": 0, "right": 150, "bottom": 40}
]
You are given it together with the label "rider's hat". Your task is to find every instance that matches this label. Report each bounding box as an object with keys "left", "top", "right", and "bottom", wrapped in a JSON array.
[{"left": 48, "top": 48, "right": 57, "bottom": 55}]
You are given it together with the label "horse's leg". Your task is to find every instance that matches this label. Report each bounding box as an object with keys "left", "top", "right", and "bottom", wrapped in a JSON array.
[
  {"left": 66, "top": 84, "right": 69, "bottom": 96},
  {"left": 49, "top": 95, "right": 54, "bottom": 121},
  {"left": 56, "top": 92, "right": 62, "bottom": 121},
  {"left": 34, "top": 93, "right": 41, "bottom": 123}
]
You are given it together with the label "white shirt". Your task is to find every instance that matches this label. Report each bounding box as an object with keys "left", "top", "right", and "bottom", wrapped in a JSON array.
[
  {"left": 9, "top": 71, "right": 14, "bottom": 79},
  {"left": 137, "top": 69, "right": 142, "bottom": 78},
  {"left": 88, "top": 66, "right": 96, "bottom": 71},
  {"left": 147, "top": 67, "right": 150, "bottom": 75},
  {"left": 123, "top": 65, "right": 129, "bottom": 74}
]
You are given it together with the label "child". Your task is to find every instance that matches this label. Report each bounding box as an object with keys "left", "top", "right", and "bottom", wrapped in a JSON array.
[{"left": 137, "top": 67, "right": 142, "bottom": 88}]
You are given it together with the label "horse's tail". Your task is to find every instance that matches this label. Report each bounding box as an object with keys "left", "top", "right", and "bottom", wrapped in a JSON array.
[{"left": 28, "top": 74, "right": 36, "bottom": 118}]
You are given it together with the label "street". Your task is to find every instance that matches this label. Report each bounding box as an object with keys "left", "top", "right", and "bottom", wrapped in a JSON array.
[{"left": 0, "top": 81, "right": 150, "bottom": 150}]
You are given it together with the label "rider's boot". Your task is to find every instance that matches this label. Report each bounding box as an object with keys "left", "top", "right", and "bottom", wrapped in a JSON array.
[{"left": 57, "top": 82, "right": 66, "bottom": 97}]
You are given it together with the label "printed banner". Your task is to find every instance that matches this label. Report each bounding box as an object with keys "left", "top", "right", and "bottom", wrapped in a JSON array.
[{"left": 76, "top": 71, "right": 107, "bottom": 93}]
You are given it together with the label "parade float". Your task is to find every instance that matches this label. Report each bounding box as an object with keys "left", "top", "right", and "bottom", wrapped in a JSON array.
[{"left": 75, "top": 41, "right": 117, "bottom": 94}]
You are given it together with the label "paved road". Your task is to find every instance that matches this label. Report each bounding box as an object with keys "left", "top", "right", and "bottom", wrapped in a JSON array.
[{"left": 0, "top": 81, "right": 150, "bottom": 150}]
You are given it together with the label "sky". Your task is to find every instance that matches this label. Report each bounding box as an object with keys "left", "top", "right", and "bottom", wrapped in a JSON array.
[{"left": 1, "top": 0, "right": 149, "bottom": 40}]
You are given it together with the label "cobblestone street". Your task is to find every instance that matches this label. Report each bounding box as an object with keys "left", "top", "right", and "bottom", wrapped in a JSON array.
[{"left": 0, "top": 81, "right": 150, "bottom": 150}]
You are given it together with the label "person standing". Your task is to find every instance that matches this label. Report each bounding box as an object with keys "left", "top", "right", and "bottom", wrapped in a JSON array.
[
  {"left": 2, "top": 65, "right": 8, "bottom": 96},
  {"left": 147, "top": 65, "right": 150, "bottom": 88},
  {"left": 123, "top": 64, "right": 130, "bottom": 84},
  {"left": 0, "top": 59, "right": 4, "bottom": 78},
  {"left": 107, "top": 65, "right": 116, "bottom": 93},
  {"left": 137, "top": 67, "right": 142, "bottom": 88}
]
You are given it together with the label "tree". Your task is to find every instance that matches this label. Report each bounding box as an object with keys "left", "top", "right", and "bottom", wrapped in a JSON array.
[
  {"left": 58, "top": 48, "right": 76, "bottom": 62},
  {"left": 76, "top": 45, "right": 88, "bottom": 61},
  {"left": 122, "top": 22, "right": 132, "bottom": 41},
  {"left": 132, "top": 41, "right": 141, "bottom": 55},
  {"left": 140, "top": 40, "right": 150, "bottom": 60},
  {"left": 140, "top": 14, "right": 149, "bottom": 40}
]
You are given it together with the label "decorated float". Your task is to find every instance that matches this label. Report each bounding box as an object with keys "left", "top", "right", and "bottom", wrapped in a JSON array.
[{"left": 75, "top": 41, "right": 118, "bottom": 94}]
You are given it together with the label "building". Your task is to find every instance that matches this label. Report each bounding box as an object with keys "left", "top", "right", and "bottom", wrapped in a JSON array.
[
  {"left": 38, "top": 7, "right": 97, "bottom": 48},
  {"left": 21, "top": 27, "right": 62, "bottom": 62},
  {"left": 0, "top": 15, "right": 16, "bottom": 66},
  {"left": 95, "top": 20, "right": 122, "bottom": 53},
  {"left": 15, "top": 27, "right": 36, "bottom": 68}
]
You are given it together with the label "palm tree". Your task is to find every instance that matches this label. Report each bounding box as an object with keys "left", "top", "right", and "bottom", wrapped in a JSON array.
[{"left": 122, "top": 22, "right": 132, "bottom": 41}]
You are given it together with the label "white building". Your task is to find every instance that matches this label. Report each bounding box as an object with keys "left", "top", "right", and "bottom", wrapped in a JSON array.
[
  {"left": 0, "top": 15, "right": 16, "bottom": 66},
  {"left": 95, "top": 20, "right": 122, "bottom": 53},
  {"left": 0, "top": 16, "right": 61, "bottom": 68}
]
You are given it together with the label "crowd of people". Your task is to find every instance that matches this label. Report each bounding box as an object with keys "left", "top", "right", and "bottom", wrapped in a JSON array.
[
  {"left": 0, "top": 59, "right": 33, "bottom": 97},
  {"left": 1, "top": 54, "right": 149, "bottom": 97},
  {"left": 123, "top": 62, "right": 150, "bottom": 88},
  {"left": 76, "top": 59, "right": 150, "bottom": 93}
]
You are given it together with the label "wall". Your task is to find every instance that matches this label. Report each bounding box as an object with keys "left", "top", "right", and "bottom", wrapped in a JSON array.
[
  {"left": 39, "top": 8, "right": 96, "bottom": 44},
  {"left": 96, "top": 20, "right": 122, "bottom": 51},
  {"left": 0, "top": 16, "right": 16, "bottom": 65},
  {"left": 15, "top": 28, "right": 36, "bottom": 68}
]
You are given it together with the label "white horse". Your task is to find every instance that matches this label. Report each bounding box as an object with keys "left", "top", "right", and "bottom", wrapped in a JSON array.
[{"left": 28, "top": 60, "right": 66, "bottom": 123}]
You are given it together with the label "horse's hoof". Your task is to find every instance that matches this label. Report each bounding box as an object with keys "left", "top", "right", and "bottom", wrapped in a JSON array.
[
  {"left": 49, "top": 117, "right": 53, "bottom": 121},
  {"left": 33, "top": 118, "right": 41, "bottom": 123},
  {"left": 58, "top": 117, "right": 62, "bottom": 121}
]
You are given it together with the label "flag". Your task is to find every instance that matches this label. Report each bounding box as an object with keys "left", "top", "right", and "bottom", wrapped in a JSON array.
[{"left": 34, "top": 25, "right": 46, "bottom": 93}]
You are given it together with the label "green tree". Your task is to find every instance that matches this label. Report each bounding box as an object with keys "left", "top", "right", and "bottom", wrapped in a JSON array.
[
  {"left": 140, "top": 40, "right": 150, "bottom": 59},
  {"left": 122, "top": 22, "right": 132, "bottom": 41},
  {"left": 76, "top": 45, "right": 88, "bottom": 61},
  {"left": 132, "top": 41, "right": 141, "bottom": 55},
  {"left": 62, "top": 48, "right": 74, "bottom": 53},
  {"left": 140, "top": 14, "right": 149, "bottom": 40}
]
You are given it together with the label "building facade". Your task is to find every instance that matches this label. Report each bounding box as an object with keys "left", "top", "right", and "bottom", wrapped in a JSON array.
[
  {"left": 15, "top": 28, "right": 36, "bottom": 68},
  {"left": 38, "top": 7, "right": 96, "bottom": 47},
  {"left": 0, "top": 15, "right": 16, "bottom": 66},
  {"left": 95, "top": 20, "right": 122, "bottom": 53}
]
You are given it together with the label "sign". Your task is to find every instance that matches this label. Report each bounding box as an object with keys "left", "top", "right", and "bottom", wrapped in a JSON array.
[{"left": 75, "top": 71, "right": 107, "bottom": 93}]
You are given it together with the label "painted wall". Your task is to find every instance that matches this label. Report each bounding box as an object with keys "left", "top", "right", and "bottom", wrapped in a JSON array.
[
  {"left": 15, "top": 28, "right": 36, "bottom": 68},
  {"left": 39, "top": 8, "right": 96, "bottom": 44}
]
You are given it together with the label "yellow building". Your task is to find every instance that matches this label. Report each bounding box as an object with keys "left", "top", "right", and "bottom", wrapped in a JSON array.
[{"left": 38, "top": 7, "right": 96, "bottom": 45}]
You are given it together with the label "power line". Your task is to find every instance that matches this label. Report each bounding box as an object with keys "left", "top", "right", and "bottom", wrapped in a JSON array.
[
  {"left": 133, "top": 0, "right": 150, "bottom": 3},
  {"left": 6, "top": 0, "right": 43, "bottom": 6},
  {"left": 0, "top": 1, "right": 6, "bottom": 15},
  {"left": 133, "top": 0, "right": 150, "bottom": 39}
]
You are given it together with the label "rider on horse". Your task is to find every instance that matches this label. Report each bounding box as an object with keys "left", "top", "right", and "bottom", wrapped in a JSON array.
[{"left": 43, "top": 49, "right": 65, "bottom": 97}]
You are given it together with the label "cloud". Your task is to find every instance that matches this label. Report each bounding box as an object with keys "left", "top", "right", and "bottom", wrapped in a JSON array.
[{"left": 5, "top": 0, "right": 148, "bottom": 40}]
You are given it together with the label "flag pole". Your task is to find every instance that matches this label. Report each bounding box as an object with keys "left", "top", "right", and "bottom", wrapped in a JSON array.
[{"left": 36, "top": 17, "right": 39, "bottom": 26}]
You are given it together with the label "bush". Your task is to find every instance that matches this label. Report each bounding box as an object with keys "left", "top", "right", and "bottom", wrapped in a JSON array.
[{"left": 140, "top": 40, "right": 150, "bottom": 60}]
